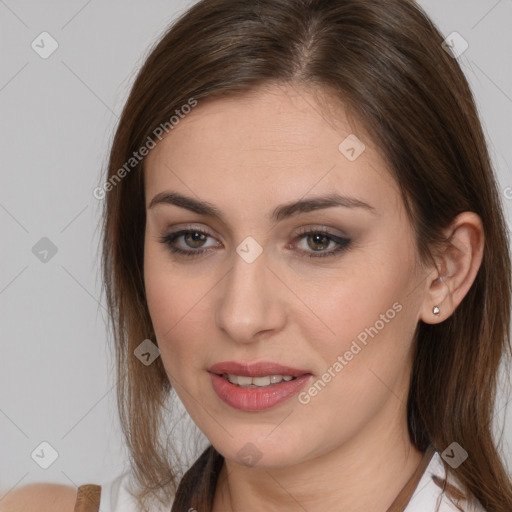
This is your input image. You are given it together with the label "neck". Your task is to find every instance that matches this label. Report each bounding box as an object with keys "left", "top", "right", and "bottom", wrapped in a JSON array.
[{"left": 212, "top": 400, "right": 424, "bottom": 512}]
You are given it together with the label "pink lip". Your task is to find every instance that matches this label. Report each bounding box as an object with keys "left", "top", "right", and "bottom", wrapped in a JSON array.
[
  {"left": 208, "top": 360, "right": 311, "bottom": 378},
  {"left": 208, "top": 360, "right": 313, "bottom": 411}
]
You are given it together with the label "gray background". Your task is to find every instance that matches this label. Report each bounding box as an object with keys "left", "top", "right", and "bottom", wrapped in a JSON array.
[{"left": 1, "top": 0, "right": 511, "bottom": 494}]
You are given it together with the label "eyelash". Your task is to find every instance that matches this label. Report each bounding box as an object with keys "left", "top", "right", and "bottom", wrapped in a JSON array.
[{"left": 158, "top": 225, "right": 351, "bottom": 259}]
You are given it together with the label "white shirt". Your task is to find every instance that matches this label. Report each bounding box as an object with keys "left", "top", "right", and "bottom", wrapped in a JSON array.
[{"left": 98, "top": 452, "right": 486, "bottom": 512}]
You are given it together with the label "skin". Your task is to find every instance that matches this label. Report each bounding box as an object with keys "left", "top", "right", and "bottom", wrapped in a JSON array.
[
  {"left": 143, "top": 83, "right": 484, "bottom": 512},
  {"left": 0, "top": 483, "right": 77, "bottom": 512}
]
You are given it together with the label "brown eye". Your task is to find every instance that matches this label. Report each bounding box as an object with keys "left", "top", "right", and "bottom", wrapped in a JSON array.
[
  {"left": 183, "top": 231, "right": 208, "bottom": 248},
  {"left": 293, "top": 228, "right": 351, "bottom": 258},
  {"left": 306, "top": 233, "right": 331, "bottom": 251},
  {"left": 159, "top": 228, "right": 220, "bottom": 257}
]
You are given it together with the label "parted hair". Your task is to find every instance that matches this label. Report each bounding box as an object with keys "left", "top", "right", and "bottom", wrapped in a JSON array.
[{"left": 99, "top": 0, "right": 512, "bottom": 510}]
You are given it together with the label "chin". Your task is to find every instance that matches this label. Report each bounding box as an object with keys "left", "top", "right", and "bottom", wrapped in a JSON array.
[{"left": 210, "top": 433, "right": 308, "bottom": 469}]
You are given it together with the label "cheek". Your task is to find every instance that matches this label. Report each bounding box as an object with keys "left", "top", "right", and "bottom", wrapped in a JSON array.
[
  {"left": 144, "top": 243, "right": 182, "bottom": 352},
  {"left": 143, "top": 242, "right": 218, "bottom": 369},
  {"left": 295, "top": 280, "right": 414, "bottom": 438},
  {"left": 306, "top": 259, "right": 405, "bottom": 348},
  {"left": 300, "top": 245, "right": 416, "bottom": 394},
  {"left": 144, "top": 236, "right": 196, "bottom": 329}
]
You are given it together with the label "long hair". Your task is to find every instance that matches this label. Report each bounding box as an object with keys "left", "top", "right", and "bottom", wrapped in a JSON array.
[{"left": 99, "top": 1, "right": 512, "bottom": 510}]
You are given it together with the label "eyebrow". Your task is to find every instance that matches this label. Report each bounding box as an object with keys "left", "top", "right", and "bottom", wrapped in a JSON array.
[{"left": 148, "top": 191, "right": 376, "bottom": 222}]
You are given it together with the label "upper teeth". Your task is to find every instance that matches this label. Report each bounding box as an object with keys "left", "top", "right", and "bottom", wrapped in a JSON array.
[{"left": 224, "top": 374, "right": 295, "bottom": 387}]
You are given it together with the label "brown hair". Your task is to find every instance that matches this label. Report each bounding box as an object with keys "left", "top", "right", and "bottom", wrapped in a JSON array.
[{"left": 99, "top": 0, "right": 512, "bottom": 510}]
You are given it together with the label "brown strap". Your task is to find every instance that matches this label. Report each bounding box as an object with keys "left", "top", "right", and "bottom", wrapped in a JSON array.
[
  {"left": 386, "top": 445, "right": 436, "bottom": 512},
  {"left": 74, "top": 484, "right": 101, "bottom": 512}
]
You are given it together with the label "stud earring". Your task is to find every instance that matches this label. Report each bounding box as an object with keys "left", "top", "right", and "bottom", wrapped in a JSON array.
[{"left": 433, "top": 306, "right": 440, "bottom": 315}]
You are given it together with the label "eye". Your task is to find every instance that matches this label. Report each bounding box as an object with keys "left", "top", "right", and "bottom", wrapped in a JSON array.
[
  {"left": 158, "top": 226, "right": 220, "bottom": 258},
  {"left": 158, "top": 225, "right": 351, "bottom": 259},
  {"left": 291, "top": 226, "right": 351, "bottom": 258}
]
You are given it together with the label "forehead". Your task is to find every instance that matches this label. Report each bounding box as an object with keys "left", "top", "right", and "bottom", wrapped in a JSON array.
[{"left": 143, "top": 84, "right": 400, "bottom": 216}]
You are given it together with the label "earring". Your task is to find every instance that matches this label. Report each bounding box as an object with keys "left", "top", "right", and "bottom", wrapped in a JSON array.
[{"left": 433, "top": 306, "right": 440, "bottom": 315}]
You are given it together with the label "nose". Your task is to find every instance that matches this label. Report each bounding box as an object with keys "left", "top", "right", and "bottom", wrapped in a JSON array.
[{"left": 215, "top": 244, "right": 287, "bottom": 344}]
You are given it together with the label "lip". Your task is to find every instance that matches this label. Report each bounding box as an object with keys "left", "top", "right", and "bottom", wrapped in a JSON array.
[
  {"left": 208, "top": 360, "right": 313, "bottom": 411},
  {"left": 208, "top": 360, "right": 311, "bottom": 378}
]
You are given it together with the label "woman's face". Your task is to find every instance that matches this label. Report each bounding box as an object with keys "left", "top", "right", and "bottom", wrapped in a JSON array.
[{"left": 143, "top": 84, "right": 430, "bottom": 468}]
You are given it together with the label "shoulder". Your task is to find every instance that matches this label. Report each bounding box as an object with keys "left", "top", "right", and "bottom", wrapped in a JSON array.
[
  {"left": 406, "top": 451, "right": 487, "bottom": 512},
  {"left": 0, "top": 483, "right": 77, "bottom": 512},
  {"left": 99, "top": 470, "right": 174, "bottom": 512}
]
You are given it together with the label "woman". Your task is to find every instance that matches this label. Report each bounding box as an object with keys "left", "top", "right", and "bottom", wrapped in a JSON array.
[{"left": 5, "top": 0, "right": 511, "bottom": 511}]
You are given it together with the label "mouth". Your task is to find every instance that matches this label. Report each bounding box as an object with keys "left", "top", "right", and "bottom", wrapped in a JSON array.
[
  {"left": 208, "top": 360, "right": 312, "bottom": 380},
  {"left": 216, "top": 373, "right": 298, "bottom": 388},
  {"left": 207, "top": 360, "right": 313, "bottom": 410}
]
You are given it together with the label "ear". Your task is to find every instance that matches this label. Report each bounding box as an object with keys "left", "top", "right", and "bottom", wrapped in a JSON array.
[{"left": 419, "top": 211, "right": 485, "bottom": 324}]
